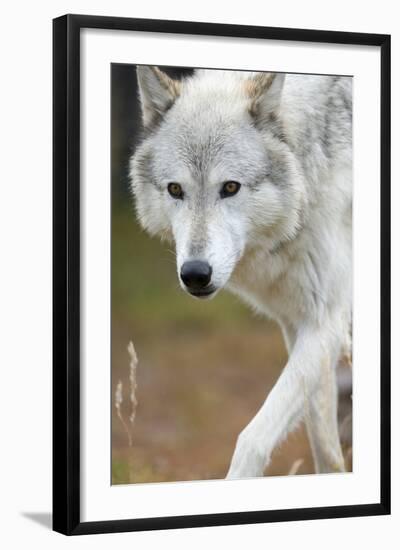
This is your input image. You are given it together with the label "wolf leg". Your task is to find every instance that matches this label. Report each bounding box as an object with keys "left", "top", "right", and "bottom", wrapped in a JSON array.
[
  {"left": 226, "top": 322, "right": 341, "bottom": 479},
  {"left": 304, "top": 357, "right": 345, "bottom": 473}
]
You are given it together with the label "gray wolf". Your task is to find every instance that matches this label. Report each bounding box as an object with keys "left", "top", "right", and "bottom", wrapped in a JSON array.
[{"left": 130, "top": 66, "right": 352, "bottom": 478}]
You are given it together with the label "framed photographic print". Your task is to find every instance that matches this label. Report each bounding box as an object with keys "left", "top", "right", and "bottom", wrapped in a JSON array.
[{"left": 53, "top": 14, "right": 391, "bottom": 535}]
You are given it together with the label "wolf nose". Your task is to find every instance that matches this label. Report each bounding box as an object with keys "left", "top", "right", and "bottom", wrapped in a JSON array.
[{"left": 180, "top": 261, "right": 212, "bottom": 290}]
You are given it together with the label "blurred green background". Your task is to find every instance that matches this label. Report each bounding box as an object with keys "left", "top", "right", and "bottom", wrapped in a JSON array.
[{"left": 111, "top": 65, "right": 350, "bottom": 484}]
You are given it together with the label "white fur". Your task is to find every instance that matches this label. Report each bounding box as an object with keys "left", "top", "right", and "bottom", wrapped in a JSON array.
[{"left": 130, "top": 67, "right": 352, "bottom": 478}]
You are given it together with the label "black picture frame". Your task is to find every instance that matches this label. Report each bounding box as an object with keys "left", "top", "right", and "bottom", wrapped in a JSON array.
[{"left": 53, "top": 14, "right": 391, "bottom": 535}]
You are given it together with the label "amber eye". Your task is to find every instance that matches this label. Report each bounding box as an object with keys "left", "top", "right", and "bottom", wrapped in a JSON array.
[
  {"left": 220, "top": 181, "right": 241, "bottom": 198},
  {"left": 167, "top": 182, "right": 184, "bottom": 199}
]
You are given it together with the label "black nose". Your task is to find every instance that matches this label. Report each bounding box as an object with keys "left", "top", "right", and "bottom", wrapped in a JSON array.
[{"left": 180, "top": 261, "right": 212, "bottom": 290}]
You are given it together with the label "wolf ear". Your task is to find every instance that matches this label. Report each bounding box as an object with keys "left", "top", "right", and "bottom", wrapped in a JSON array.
[
  {"left": 245, "top": 72, "right": 285, "bottom": 123},
  {"left": 137, "top": 66, "right": 181, "bottom": 128}
]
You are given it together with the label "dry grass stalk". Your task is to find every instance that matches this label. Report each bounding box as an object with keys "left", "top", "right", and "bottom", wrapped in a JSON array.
[
  {"left": 288, "top": 458, "right": 304, "bottom": 475},
  {"left": 115, "top": 380, "right": 132, "bottom": 447},
  {"left": 127, "top": 341, "right": 139, "bottom": 430},
  {"left": 114, "top": 341, "right": 139, "bottom": 448},
  {"left": 344, "top": 447, "right": 353, "bottom": 471}
]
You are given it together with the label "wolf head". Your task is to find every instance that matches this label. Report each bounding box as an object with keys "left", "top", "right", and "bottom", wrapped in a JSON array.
[{"left": 130, "top": 67, "right": 304, "bottom": 299}]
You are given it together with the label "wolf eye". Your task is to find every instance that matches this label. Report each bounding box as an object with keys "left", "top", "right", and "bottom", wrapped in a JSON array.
[
  {"left": 167, "top": 182, "right": 184, "bottom": 199},
  {"left": 220, "top": 181, "right": 241, "bottom": 198}
]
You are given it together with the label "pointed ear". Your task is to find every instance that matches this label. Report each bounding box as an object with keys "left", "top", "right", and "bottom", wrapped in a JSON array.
[
  {"left": 136, "top": 66, "right": 181, "bottom": 128},
  {"left": 245, "top": 72, "right": 285, "bottom": 123}
]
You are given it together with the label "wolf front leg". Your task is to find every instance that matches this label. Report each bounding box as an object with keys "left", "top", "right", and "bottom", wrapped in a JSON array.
[{"left": 226, "top": 323, "right": 341, "bottom": 479}]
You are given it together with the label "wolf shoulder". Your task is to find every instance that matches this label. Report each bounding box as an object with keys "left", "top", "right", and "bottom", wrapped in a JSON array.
[
  {"left": 281, "top": 74, "right": 352, "bottom": 169},
  {"left": 282, "top": 73, "right": 352, "bottom": 115},
  {"left": 282, "top": 74, "right": 352, "bottom": 134}
]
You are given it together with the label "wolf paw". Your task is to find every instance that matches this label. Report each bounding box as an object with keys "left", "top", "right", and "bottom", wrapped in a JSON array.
[{"left": 226, "top": 428, "right": 268, "bottom": 480}]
